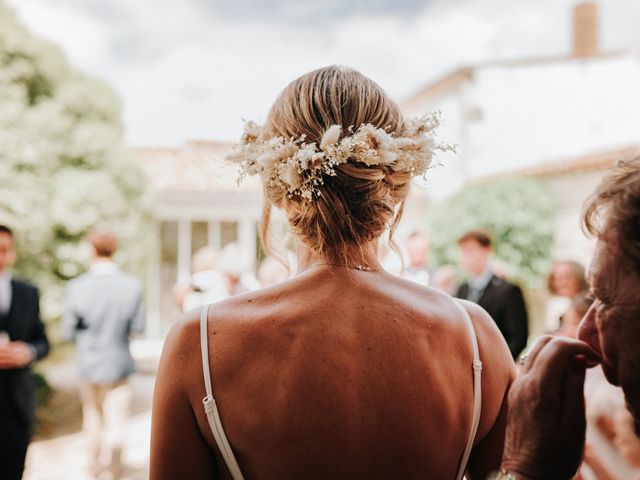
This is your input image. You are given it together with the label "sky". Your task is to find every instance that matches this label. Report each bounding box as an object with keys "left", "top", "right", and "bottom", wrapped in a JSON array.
[{"left": 6, "top": 0, "right": 640, "bottom": 146}]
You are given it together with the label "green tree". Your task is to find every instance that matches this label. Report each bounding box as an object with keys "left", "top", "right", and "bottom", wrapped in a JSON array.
[
  {"left": 428, "top": 177, "right": 556, "bottom": 288},
  {"left": 0, "top": 2, "right": 154, "bottom": 333}
]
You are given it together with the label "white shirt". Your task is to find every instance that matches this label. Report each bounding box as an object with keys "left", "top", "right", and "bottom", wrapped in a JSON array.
[
  {"left": 468, "top": 268, "right": 494, "bottom": 292},
  {"left": 466, "top": 268, "right": 494, "bottom": 302},
  {"left": 89, "top": 261, "right": 119, "bottom": 276},
  {"left": 0, "top": 270, "right": 12, "bottom": 316}
]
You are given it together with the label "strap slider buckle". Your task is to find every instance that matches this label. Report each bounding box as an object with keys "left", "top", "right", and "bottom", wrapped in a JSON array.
[
  {"left": 472, "top": 360, "right": 483, "bottom": 372},
  {"left": 202, "top": 395, "right": 216, "bottom": 413}
]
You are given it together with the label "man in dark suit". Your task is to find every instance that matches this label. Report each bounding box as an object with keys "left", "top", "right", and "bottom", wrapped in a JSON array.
[
  {"left": 455, "top": 230, "right": 528, "bottom": 360},
  {"left": 0, "top": 225, "right": 50, "bottom": 479}
]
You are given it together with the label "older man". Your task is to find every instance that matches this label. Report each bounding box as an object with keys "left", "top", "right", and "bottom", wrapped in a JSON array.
[{"left": 498, "top": 156, "right": 640, "bottom": 479}]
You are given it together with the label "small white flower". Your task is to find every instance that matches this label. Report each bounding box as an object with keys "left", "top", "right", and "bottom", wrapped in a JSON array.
[
  {"left": 379, "top": 149, "right": 397, "bottom": 165},
  {"left": 230, "top": 113, "right": 446, "bottom": 201},
  {"left": 225, "top": 148, "right": 245, "bottom": 162},
  {"left": 416, "top": 136, "right": 435, "bottom": 150},
  {"left": 280, "top": 163, "right": 302, "bottom": 190},
  {"left": 320, "top": 124, "right": 342, "bottom": 150},
  {"left": 257, "top": 152, "right": 279, "bottom": 169},
  {"left": 296, "top": 147, "right": 316, "bottom": 170},
  {"left": 395, "top": 138, "right": 417, "bottom": 150}
]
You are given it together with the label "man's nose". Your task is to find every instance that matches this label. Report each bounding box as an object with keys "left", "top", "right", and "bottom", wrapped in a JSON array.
[{"left": 578, "top": 304, "right": 602, "bottom": 355}]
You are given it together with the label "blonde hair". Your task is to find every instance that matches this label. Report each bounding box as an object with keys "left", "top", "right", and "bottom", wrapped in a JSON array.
[{"left": 260, "top": 65, "right": 411, "bottom": 268}]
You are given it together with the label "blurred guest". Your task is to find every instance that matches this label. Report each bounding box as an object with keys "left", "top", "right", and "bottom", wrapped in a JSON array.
[
  {"left": 455, "top": 230, "right": 528, "bottom": 359},
  {"left": 431, "top": 264, "right": 458, "bottom": 295},
  {"left": 0, "top": 225, "right": 49, "bottom": 480},
  {"left": 545, "top": 259, "right": 589, "bottom": 331},
  {"left": 219, "top": 242, "right": 260, "bottom": 296},
  {"left": 556, "top": 290, "right": 593, "bottom": 339},
  {"left": 182, "top": 246, "right": 227, "bottom": 311},
  {"left": 62, "top": 230, "right": 144, "bottom": 479},
  {"left": 257, "top": 256, "right": 290, "bottom": 288},
  {"left": 378, "top": 241, "right": 402, "bottom": 275},
  {"left": 401, "top": 231, "right": 433, "bottom": 287}
]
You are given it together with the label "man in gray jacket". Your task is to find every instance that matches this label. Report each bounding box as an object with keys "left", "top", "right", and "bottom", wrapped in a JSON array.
[{"left": 63, "top": 230, "right": 144, "bottom": 479}]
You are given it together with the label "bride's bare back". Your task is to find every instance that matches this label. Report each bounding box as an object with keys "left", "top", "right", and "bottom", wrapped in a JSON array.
[
  {"left": 151, "top": 267, "right": 514, "bottom": 479},
  {"left": 151, "top": 66, "right": 514, "bottom": 479}
]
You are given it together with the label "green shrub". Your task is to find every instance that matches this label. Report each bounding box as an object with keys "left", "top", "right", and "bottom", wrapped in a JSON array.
[
  {"left": 428, "top": 177, "right": 556, "bottom": 288},
  {"left": 0, "top": 2, "right": 155, "bottom": 337}
]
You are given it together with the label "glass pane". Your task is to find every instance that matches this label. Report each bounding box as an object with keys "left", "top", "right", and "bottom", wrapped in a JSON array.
[
  {"left": 160, "top": 221, "right": 177, "bottom": 262},
  {"left": 191, "top": 221, "right": 208, "bottom": 253},
  {"left": 220, "top": 221, "right": 238, "bottom": 247}
]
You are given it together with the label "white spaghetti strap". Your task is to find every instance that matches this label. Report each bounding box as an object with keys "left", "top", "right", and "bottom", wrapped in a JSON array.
[
  {"left": 454, "top": 301, "right": 483, "bottom": 480},
  {"left": 200, "top": 305, "right": 246, "bottom": 480}
]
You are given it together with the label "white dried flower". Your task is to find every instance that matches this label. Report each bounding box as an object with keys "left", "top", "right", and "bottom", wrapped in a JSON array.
[
  {"left": 320, "top": 124, "right": 342, "bottom": 150},
  {"left": 280, "top": 163, "right": 301, "bottom": 190},
  {"left": 379, "top": 149, "right": 397, "bottom": 165},
  {"left": 257, "top": 152, "right": 279, "bottom": 169},
  {"left": 227, "top": 111, "right": 452, "bottom": 202}
]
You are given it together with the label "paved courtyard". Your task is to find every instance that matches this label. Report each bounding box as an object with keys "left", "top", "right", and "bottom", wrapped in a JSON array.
[
  {"left": 25, "top": 410, "right": 151, "bottom": 480},
  {"left": 24, "top": 340, "right": 162, "bottom": 480}
]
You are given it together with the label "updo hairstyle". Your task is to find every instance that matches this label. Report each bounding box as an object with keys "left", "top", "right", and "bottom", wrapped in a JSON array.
[{"left": 261, "top": 66, "right": 412, "bottom": 268}]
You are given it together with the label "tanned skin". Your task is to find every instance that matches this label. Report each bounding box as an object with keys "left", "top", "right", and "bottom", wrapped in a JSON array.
[{"left": 151, "top": 243, "right": 515, "bottom": 480}]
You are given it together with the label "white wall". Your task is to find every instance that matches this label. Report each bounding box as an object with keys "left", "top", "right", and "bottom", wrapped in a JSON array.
[
  {"left": 545, "top": 169, "right": 605, "bottom": 265},
  {"left": 404, "top": 54, "right": 640, "bottom": 186},
  {"left": 470, "top": 55, "right": 640, "bottom": 177},
  {"left": 404, "top": 93, "right": 467, "bottom": 198}
]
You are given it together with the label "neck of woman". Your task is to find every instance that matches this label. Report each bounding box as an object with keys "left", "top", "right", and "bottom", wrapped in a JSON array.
[{"left": 296, "top": 241, "right": 382, "bottom": 273}]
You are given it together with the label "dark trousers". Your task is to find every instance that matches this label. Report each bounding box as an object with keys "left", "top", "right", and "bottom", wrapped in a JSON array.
[{"left": 0, "top": 414, "right": 30, "bottom": 480}]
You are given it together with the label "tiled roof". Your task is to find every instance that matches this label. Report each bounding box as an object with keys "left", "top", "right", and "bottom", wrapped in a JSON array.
[{"left": 136, "top": 140, "right": 261, "bottom": 193}]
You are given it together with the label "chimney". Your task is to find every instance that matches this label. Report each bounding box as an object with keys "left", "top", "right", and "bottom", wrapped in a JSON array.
[{"left": 573, "top": 2, "right": 599, "bottom": 57}]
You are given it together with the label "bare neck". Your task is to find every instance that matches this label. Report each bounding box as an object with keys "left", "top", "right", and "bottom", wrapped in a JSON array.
[{"left": 296, "top": 242, "right": 382, "bottom": 273}]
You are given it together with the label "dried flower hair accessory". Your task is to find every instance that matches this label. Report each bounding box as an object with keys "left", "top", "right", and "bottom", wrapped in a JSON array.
[{"left": 227, "top": 112, "right": 453, "bottom": 201}]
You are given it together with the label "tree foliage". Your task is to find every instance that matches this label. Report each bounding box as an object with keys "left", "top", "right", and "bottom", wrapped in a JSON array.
[
  {"left": 0, "top": 2, "right": 154, "bottom": 327},
  {"left": 428, "top": 177, "right": 556, "bottom": 288}
]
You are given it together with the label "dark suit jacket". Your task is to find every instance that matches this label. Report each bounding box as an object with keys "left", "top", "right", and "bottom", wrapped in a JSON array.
[
  {"left": 0, "top": 279, "right": 50, "bottom": 427},
  {"left": 456, "top": 274, "right": 528, "bottom": 359}
]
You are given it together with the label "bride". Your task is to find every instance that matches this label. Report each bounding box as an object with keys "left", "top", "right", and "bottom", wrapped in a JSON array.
[{"left": 150, "top": 65, "right": 514, "bottom": 480}]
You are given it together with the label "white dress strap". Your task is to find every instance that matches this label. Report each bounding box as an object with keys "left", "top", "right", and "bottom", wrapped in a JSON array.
[
  {"left": 200, "top": 305, "right": 246, "bottom": 480},
  {"left": 454, "top": 300, "right": 483, "bottom": 480}
]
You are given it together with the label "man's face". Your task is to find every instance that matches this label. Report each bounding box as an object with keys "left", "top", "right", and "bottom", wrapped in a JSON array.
[
  {"left": 578, "top": 240, "right": 640, "bottom": 432},
  {"left": 458, "top": 240, "right": 490, "bottom": 277},
  {"left": 0, "top": 233, "right": 16, "bottom": 272}
]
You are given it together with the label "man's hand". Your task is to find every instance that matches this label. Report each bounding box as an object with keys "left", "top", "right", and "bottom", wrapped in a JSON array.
[
  {"left": 0, "top": 341, "right": 35, "bottom": 369},
  {"left": 501, "top": 336, "right": 601, "bottom": 480}
]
